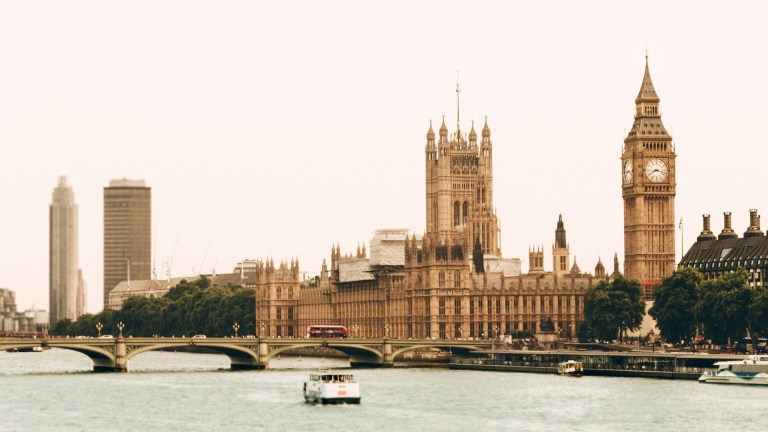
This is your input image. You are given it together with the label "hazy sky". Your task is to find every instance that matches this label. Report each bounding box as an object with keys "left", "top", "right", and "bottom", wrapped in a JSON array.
[{"left": 2, "top": 1, "right": 767, "bottom": 314}]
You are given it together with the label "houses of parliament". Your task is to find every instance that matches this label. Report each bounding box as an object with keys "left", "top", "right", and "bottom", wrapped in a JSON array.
[{"left": 109, "top": 59, "right": 677, "bottom": 340}]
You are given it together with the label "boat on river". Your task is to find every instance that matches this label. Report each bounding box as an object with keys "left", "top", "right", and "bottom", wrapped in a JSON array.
[
  {"left": 557, "top": 360, "right": 583, "bottom": 376},
  {"left": 303, "top": 371, "right": 361, "bottom": 404},
  {"left": 698, "top": 355, "right": 768, "bottom": 385}
]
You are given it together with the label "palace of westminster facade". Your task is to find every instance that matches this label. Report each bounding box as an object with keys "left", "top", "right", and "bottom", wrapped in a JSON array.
[
  {"left": 109, "top": 59, "right": 681, "bottom": 339},
  {"left": 241, "top": 59, "right": 678, "bottom": 340}
]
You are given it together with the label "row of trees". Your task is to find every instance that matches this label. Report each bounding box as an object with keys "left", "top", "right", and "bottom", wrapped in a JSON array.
[
  {"left": 650, "top": 267, "right": 768, "bottom": 345},
  {"left": 579, "top": 267, "right": 768, "bottom": 347},
  {"left": 49, "top": 277, "right": 256, "bottom": 337}
]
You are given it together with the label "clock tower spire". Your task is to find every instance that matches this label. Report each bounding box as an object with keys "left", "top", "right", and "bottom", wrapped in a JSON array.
[{"left": 621, "top": 56, "right": 676, "bottom": 300}]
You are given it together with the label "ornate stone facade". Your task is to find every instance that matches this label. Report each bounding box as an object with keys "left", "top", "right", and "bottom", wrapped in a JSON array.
[{"left": 622, "top": 57, "right": 677, "bottom": 300}]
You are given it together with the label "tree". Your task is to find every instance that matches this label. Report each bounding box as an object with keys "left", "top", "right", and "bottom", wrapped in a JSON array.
[
  {"left": 649, "top": 267, "right": 702, "bottom": 344},
  {"left": 748, "top": 287, "right": 768, "bottom": 339},
  {"left": 697, "top": 268, "right": 753, "bottom": 345},
  {"left": 584, "top": 277, "right": 645, "bottom": 342}
]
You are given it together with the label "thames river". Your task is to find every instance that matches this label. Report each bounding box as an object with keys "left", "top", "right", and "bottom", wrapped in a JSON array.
[{"left": 0, "top": 349, "right": 764, "bottom": 432}]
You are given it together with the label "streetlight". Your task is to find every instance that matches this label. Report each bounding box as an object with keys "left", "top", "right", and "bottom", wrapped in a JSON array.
[
  {"left": 117, "top": 321, "right": 125, "bottom": 338},
  {"left": 233, "top": 321, "right": 240, "bottom": 338},
  {"left": 384, "top": 324, "right": 390, "bottom": 339},
  {"left": 96, "top": 321, "right": 103, "bottom": 338},
  {"left": 351, "top": 324, "right": 359, "bottom": 339}
]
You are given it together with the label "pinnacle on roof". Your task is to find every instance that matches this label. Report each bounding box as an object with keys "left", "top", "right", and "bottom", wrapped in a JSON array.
[
  {"left": 468, "top": 120, "right": 477, "bottom": 141},
  {"left": 595, "top": 257, "right": 605, "bottom": 272},
  {"left": 635, "top": 55, "right": 660, "bottom": 103},
  {"left": 439, "top": 115, "right": 448, "bottom": 135},
  {"left": 427, "top": 120, "right": 435, "bottom": 140},
  {"left": 482, "top": 116, "right": 490, "bottom": 137}
]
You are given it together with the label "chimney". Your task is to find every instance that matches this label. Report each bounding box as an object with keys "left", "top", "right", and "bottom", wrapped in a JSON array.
[
  {"left": 697, "top": 214, "right": 716, "bottom": 242},
  {"left": 744, "top": 209, "right": 764, "bottom": 238},
  {"left": 718, "top": 212, "right": 738, "bottom": 240}
]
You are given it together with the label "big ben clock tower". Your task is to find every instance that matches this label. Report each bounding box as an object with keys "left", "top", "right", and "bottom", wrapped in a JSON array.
[{"left": 622, "top": 56, "right": 676, "bottom": 300}]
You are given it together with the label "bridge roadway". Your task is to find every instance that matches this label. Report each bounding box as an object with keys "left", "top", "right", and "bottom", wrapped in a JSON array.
[{"left": 0, "top": 337, "right": 491, "bottom": 372}]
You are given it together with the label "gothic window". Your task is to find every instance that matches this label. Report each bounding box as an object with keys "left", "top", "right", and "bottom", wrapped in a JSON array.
[
  {"left": 454, "top": 270, "right": 461, "bottom": 288},
  {"left": 276, "top": 288, "right": 282, "bottom": 299},
  {"left": 287, "top": 326, "right": 294, "bottom": 337},
  {"left": 453, "top": 201, "right": 460, "bottom": 226},
  {"left": 439, "top": 298, "right": 446, "bottom": 315},
  {"left": 276, "top": 308, "right": 282, "bottom": 320},
  {"left": 454, "top": 298, "right": 461, "bottom": 315},
  {"left": 439, "top": 271, "right": 445, "bottom": 288},
  {"left": 439, "top": 323, "right": 446, "bottom": 339},
  {"left": 288, "top": 287, "right": 293, "bottom": 299},
  {"left": 287, "top": 307, "right": 293, "bottom": 320},
  {"left": 462, "top": 201, "right": 468, "bottom": 224}
]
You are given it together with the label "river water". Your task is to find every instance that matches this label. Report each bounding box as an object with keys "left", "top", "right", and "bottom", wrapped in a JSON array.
[{"left": 0, "top": 349, "right": 764, "bottom": 431}]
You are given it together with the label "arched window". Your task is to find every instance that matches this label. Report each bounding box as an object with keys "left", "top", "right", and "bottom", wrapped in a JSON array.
[
  {"left": 462, "top": 201, "right": 468, "bottom": 225},
  {"left": 453, "top": 201, "right": 460, "bottom": 226},
  {"left": 454, "top": 270, "right": 461, "bottom": 288},
  {"left": 439, "top": 271, "right": 445, "bottom": 288}
]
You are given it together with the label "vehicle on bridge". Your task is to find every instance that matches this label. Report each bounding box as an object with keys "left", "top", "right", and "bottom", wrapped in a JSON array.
[
  {"left": 306, "top": 325, "right": 349, "bottom": 338},
  {"left": 303, "top": 371, "right": 360, "bottom": 404}
]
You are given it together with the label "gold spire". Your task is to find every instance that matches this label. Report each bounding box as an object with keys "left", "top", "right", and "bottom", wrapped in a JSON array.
[
  {"left": 481, "top": 116, "right": 490, "bottom": 137},
  {"left": 439, "top": 115, "right": 448, "bottom": 135},
  {"left": 636, "top": 55, "right": 660, "bottom": 103},
  {"left": 427, "top": 119, "right": 435, "bottom": 140},
  {"left": 468, "top": 120, "right": 477, "bottom": 141}
]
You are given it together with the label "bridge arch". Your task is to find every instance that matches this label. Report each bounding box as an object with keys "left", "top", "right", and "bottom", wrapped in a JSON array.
[
  {"left": 44, "top": 342, "right": 117, "bottom": 372},
  {"left": 265, "top": 341, "right": 383, "bottom": 366},
  {"left": 126, "top": 342, "right": 261, "bottom": 370}
]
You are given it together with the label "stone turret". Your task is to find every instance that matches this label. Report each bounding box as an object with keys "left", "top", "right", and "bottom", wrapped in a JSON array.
[
  {"left": 718, "top": 212, "right": 738, "bottom": 240},
  {"left": 697, "top": 214, "right": 716, "bottom": 242},
  {"left": 744, "top": 209, "right": 764, "bottom": 238}
]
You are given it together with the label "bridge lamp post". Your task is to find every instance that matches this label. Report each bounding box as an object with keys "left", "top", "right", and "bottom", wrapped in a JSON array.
[
  {"left": 459, "top": 326, "right": 463, "bottom": 340},
  {"left": 117, "top": 321, "right": 125, "bottom": 338},
  {"left": 233, "top": 322, "right": 240, "bottom": 338},
  {"left": 351, "top": 324, "right": 359, "bottom": 339},
  {"left": 384, "top": 324, "right": 390, "bottom": 339},
  {"left": 259, "top": 322, "right": 266, "bottom": 338},
  {"left": 96, "top": 322, "right": 103, "bottom": 338}
]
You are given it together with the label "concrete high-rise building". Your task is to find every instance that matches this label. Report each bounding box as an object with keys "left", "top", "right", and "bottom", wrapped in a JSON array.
[
  {"left": 49, "top": 176, "right": 82, "bottom": 323},
  {"left": 621, "top": 56, "right": 676, "bottom": 300},
  {"left": 103, "top": 178, "right": 151, "bottom": 310}
]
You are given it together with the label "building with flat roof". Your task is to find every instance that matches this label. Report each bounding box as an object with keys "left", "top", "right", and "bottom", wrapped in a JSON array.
[
  {"left": 103, "top": 178, "right": 151, "bottom": 310},
  {"left": 49, "top": 176, "right": 82, "bottom": 322}
]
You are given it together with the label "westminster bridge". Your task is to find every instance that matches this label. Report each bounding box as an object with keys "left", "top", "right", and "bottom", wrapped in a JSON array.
[{"left": 0, "top": 337, "right": 491, "bottom": 372}]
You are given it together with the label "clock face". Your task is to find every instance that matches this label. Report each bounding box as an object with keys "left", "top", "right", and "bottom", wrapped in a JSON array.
[
  {"left": 645, "top": 158, "right": 668, "bottom": 182},
  {"left": 623, "top": 160, "right": 633, "bottom": 184}
]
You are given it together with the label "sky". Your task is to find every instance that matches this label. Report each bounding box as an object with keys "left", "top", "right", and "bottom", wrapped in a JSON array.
[{"left": 2, "top": 1, "right": 767, "bottom": 314}]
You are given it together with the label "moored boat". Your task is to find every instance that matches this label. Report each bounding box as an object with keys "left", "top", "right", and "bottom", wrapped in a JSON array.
[
  {"left": 303, "top": 371, "right": 361, "bottom": 404},
  {"left": 557, "top": 360, "right": 583, "bottom": 376},
  {"left": 698, "top": 355, "right": 768, "bottom": 385}
]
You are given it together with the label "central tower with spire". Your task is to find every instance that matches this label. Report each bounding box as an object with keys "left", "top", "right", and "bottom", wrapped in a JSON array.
[
  {"left": 621, "top": 56, "right": 677, "bottom": 300},
  {"left": 425, "top": 109, "right": 500, "bottom": 258}
]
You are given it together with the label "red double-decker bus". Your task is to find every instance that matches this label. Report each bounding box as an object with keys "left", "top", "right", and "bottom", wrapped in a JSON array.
[{"left": 306, "top": 325, "right": 349, "bottom": 338}]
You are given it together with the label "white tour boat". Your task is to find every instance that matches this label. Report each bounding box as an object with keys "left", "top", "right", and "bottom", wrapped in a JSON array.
[
  {"left": 303, "top": 371, "right": 361, "bottom": 404},
  {"left": 698, "top": 355, "right": 768, "bottom": 385},
  {"left": 557, "top": 360, "right": 584, "bottom": 376}
]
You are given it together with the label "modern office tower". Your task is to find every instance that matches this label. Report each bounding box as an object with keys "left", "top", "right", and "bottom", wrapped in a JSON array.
[
  {"left": 49, "top": 176, "right": 81, "bottom": 323},
  {"left": 103, "top": 178, "right": 151, "bottom": 310}
]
